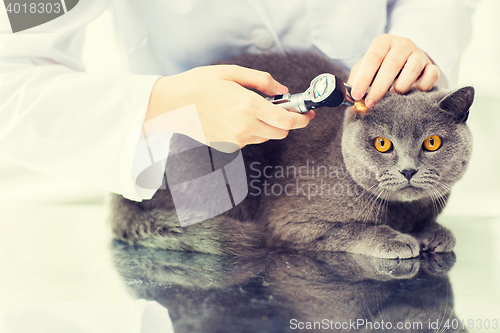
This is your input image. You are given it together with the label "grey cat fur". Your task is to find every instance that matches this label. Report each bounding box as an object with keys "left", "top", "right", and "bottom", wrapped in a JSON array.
[{"left": 110, "top": 52, "right": 474, "bottom": 259}]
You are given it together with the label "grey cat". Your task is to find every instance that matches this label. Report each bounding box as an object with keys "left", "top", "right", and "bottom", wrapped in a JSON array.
[{"left": 110, "top": 52, "right": 474, "bottom": 259}]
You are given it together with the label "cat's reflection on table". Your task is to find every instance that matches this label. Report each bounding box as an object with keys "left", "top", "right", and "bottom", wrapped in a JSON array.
[{"left": 113, "top": 241, "right": 466, "bottom": 333}]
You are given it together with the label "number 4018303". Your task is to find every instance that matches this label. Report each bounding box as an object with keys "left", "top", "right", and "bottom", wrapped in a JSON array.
[
  {"left": 442, "top": 319, "right": 498, "bottom": 330},
  {"left": 5, "top": 2, "right": 62, "bottom": 14}
]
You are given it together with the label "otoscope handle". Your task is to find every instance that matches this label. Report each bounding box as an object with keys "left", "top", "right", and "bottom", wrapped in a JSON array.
[{"left": 265, "top": 93, "right": 308, "bottom": 113}]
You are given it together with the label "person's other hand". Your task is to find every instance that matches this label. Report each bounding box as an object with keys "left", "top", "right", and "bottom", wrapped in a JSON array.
[
  {"left": 146, "top": 65, "right": 314, "bottom": 150},
  {"left": 347, "top": 34, "right": 440, "bottom": 109}
]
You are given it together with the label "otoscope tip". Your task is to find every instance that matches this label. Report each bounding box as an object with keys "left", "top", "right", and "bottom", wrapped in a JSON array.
[{"left": 354, "top": 100, "right": 369, "bottom": 112}]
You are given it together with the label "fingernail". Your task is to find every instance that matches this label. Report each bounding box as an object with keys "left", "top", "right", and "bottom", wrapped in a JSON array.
[
  {"left": 310, "top": 111, "right": 315, "bottom": 120},
  {"left": 352, "top": 89, "right": 362, "bottom": 100},
  {"left": 365, "top": 99, "right": 375, "bottom": 109},
  {"left": 277, "top": 84, "right": 288, "bottom": 94}
]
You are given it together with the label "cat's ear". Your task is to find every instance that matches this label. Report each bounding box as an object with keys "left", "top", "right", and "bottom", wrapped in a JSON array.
[{"left": 438, "top": 86, "right": 475, "bottom": 123}]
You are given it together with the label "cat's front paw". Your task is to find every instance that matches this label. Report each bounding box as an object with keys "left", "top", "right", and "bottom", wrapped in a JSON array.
[
  {"left": 352, "top": 226, "right": 420, "bottom": 259},
  {"left": 348, "top": 254, "right": 420, "bottom": 281},
  {"left": 372, "top": 257, "right": 420, "bottom": 279},
  {"left": 415, "top": 224, "right": 456, "bottom": 253},
  {"left": 373, "top": 232, "right": 420, "bottom": 259}
]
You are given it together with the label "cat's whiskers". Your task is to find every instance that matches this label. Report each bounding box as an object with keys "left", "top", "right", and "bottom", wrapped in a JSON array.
[
  {"left": 375, "top": 188, "right": 388, "bottom": 223},
  {"left": 375, "top": 178, "right": 396, "bottom": 224},
  {"left": 352, "top": 186, "right": 385, "bottom": 244},
  {"left": 375, "top": 301, "right": 389, "bottom": 333},
  {"left": 364, "top": 301, "right": 387, "bottom": 333},
  {"left": 427, "top": 188, "right": 439, "bottom": 216},
  {"left": 436, "top": 181, "right": 474, "bottom": 210},
  {"left": 381, "top": 179, "right": 408, "bottom": 191},
  {"left": 412, "top": 173, "right": 439, "bottom": 189},
  {"left": 437, "top": 186, "right": 450, "bottom": 208},
  {"left": 436, "top": 181, "right": 451, "bottom": 191},
  {"left": 436, "top": 308, "right": 454, "bottom": 333},
  {"left": 353, "top": 183, "right": 378, "bottom": 203},
  {"left": 430, "top": 186, "right": 445, "bottom": 212},
  {"left": 355, "top": 185, "right": 381, "bottom": 220},
  {"left": 424, "top": 181, "right": 439, "bottom": 202},
  {"left": 382, "top": 190, "right": 391, "bottom": 224},
  {"left": 431, "top": 189, "right": 440, "bottom": 215},
  {"left": 434, "top": 181, "right": 465, "bottom": 236},
  {"left": 434, "top": 283, "right": 451, "bottom": 333},
  {"left": 361, "top": 186, "right": 386, "bottom": 224},
  {"left": 432, "top": 186, "right": 448, "bottom": 212}
]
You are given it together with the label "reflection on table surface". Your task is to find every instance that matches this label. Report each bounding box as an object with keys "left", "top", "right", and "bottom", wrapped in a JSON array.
[
  {"left": 113, "top": 241, "right": 463, "bottom": 333},
  {"left": 0, "top": 207, "right": 499, "bottom": 333}
]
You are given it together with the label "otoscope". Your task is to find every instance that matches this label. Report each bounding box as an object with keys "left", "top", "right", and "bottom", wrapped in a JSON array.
[{"left": 266, "top": 73, "right": 366, "bottom": 113}]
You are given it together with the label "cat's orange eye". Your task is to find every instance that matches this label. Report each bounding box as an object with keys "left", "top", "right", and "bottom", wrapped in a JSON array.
[
  {"left": 423, "top": 135, "right": 442, "bottom": 151},
  {"left": 374, "top": 137, "right": 392, "bottom": 153}
]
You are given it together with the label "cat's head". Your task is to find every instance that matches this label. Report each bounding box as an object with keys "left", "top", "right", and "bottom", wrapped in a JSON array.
[{"left": 341, "top": 86, "right": 474, "bottom": 202}]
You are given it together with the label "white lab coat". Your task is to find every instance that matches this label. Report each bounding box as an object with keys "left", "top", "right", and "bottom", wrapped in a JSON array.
[{"left": 0, "top": 0, "right": 475, "bottom": 201}]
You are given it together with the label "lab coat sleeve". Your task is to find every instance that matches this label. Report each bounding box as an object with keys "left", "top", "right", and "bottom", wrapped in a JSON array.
[
  {"left": 386, "top": 0, "right": 476, "bottom": 88},
  {"left": 0, "top": 1, "right": 161, "bottom": 201}
]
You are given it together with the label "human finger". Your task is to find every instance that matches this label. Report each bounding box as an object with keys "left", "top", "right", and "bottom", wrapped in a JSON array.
[
  {"left": 365, "top": 44, "right": 413, "bottom": 106},
  {"left": 414, "top": 64, "right": 440, "bottom": 91},
  {"left": 351, "top": 34, "right": 392, "bottom": 100},
  {"left": 392, "top": 53, "right": 427, "bottom": 93},
  {"left": 253, "top": 121, "right": 290, "bottom": 140},
  {"left": 223, "top": 65, "right": 289, "bottom": 96},
  {"left": 255, "top": 103, "right": 314, "bottom": 130}
]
